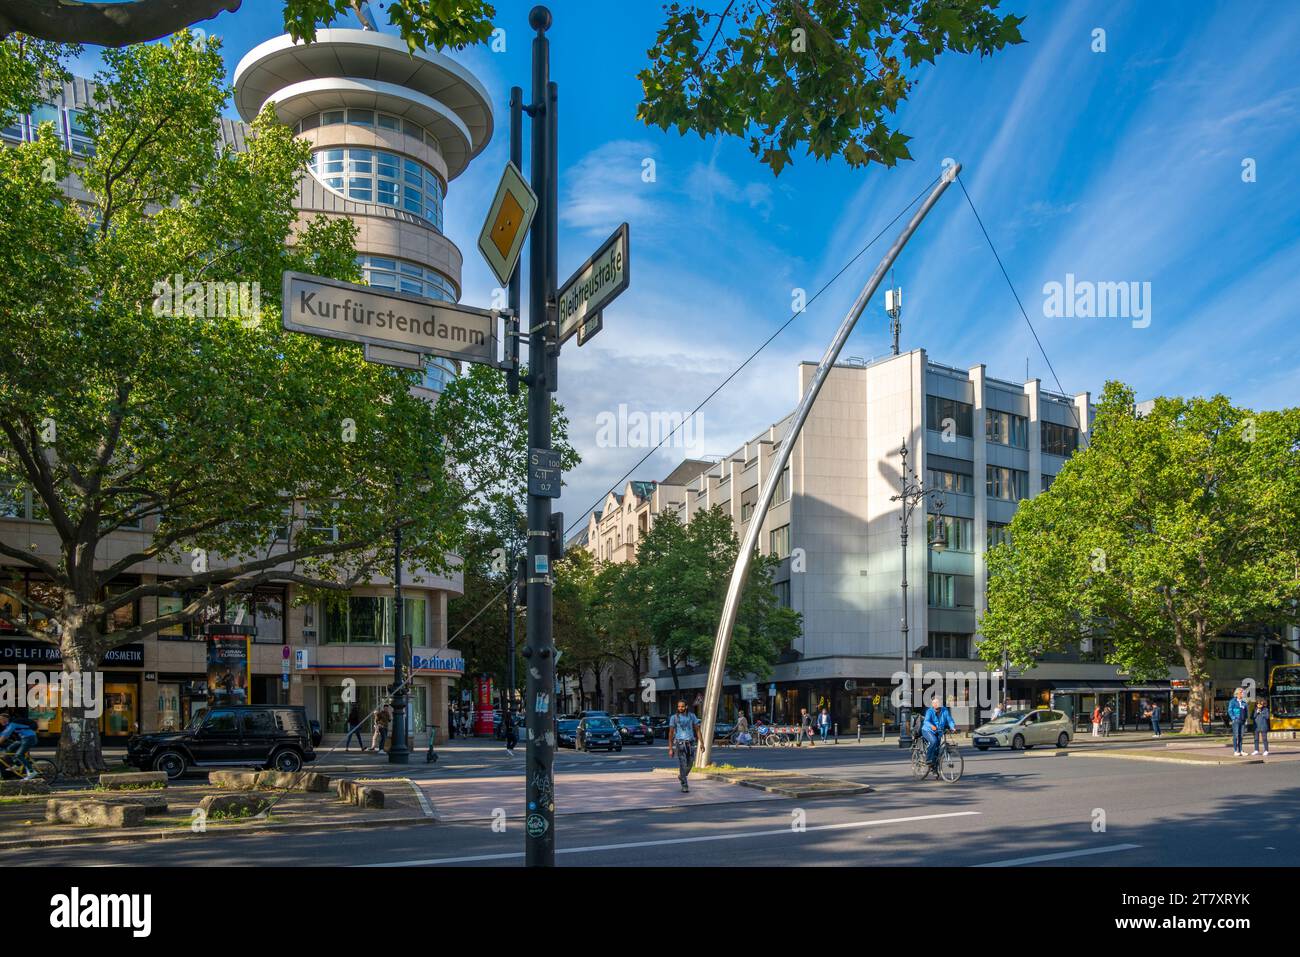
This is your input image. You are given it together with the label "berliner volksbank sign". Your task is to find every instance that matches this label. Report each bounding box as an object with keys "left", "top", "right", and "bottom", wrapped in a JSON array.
[{"left": 282, "top": 271, "right": 498, "bottom": 366}]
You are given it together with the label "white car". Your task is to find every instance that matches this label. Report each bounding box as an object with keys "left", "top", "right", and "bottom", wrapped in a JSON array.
[{"left": 972, "top": 709, "right": 1073, "bottom": 751}]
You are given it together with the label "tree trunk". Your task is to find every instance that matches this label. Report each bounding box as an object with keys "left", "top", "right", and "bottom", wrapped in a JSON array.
[
  {"left": 56, "top": 635, "right": 109, "bottom": 777},
  {"left": 1178, "top": 639, "right": 1209, "bottom": 735}
]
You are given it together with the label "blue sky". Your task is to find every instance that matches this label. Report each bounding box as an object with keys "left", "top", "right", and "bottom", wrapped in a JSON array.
[{"left": 73, "top": 1, "right": 1300, "bottom": 528}]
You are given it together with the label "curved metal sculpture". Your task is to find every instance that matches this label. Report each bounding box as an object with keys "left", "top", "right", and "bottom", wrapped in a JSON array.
[{"left": 696, "top": 163, "right": 963, "bottom": 768}]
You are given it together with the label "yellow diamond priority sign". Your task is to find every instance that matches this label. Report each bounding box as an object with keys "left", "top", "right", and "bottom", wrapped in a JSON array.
[{"left": 477, "top": 161, "right": 538, "bottom": 287}]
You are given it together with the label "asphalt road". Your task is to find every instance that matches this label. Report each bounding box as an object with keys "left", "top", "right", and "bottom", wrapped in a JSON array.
[{"left": 5, "top": 737, "right": 1297, "bottom": 867}]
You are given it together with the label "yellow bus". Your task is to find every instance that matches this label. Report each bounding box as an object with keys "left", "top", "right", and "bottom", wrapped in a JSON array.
[{"left": 1268, "top": 664, "right": 1300, "bottom": 732}]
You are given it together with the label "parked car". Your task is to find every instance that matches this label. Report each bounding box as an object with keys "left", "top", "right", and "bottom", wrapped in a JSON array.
[
  {"left": 578, "top": 710, "right": 610, "bottom": 719},
  {"left": 649, "top": 716, "right": 670, "bottom": 740},
  {"left": 556, "top": 718, "right": 579, "bottom": 749},
  {"left": 614, "top": 714, "right": 654, "bottom": 745},
  {"left": 971, "top": 709, "right": 1073, "bottom": 751},
  {"left": 126, "top": 705, "right": 317, "bottom": 780},
  {"left": 713, "top": 720, "right": 736, "bottom": 741},
  {"left": 575, "top": 716, "right": 622, "bottom": 752}
]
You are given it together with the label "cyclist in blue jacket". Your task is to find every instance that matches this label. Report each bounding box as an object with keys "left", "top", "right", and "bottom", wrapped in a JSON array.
[
  {"left": 921, "top": 695, "right": 956, "bottom": 770},
  {"left": 0, "top": 713, "right": 39, "bottom": 780}
]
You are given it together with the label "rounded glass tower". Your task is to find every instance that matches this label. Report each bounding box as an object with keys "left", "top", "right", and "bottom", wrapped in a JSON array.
[{"left": 232, "top": 28, "right": 493, "bottom": 392}]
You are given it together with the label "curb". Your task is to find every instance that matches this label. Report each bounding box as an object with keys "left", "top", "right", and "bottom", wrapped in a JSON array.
[{"left": 0, "top": 813, "right": 435, "bottom": 851}]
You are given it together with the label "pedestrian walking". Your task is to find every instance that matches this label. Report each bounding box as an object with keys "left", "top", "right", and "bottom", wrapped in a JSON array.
[
  {"left": 1252, "top": 698, "right": 1271, "bottom": 757},
  {"left": 798, "top": 707, "right": 814, "bottom": 747},
  {"left": 1091, "top": 703, "right": 1102, "bottom": 738},
  {"left": 345, "top": 703, "right": 366, "bottom": 751},
  {"left": 1228, "top": 687, "right": 1249, "bottom": 756},
  {"left": 735, "top": 710, "right": 750, "bottom": 746},
  {"left": 503, "top": 707, "right": 518, "bottom": 757},
  {"left": 371, "top": 703, "right": 392, "bottom": 753},
  {"left": 667, "top": 699, "right": 701, "bottom": 793},
  {"left": 817, "top": 706, "right": 831, "bottom": 743},
  {"left": 1100, "top": 704, "right": 1113, "bottom": 737},
  {"left": 1150, "top": 701, "right": 1162, "bottom": 737}
]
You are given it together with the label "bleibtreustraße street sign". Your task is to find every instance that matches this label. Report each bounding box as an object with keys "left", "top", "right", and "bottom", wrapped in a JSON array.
[
  {"left": 557, "top": 222, "right": 629, "bottom": 344},
  {"left": 282, "top": 271, "right": 497, "bottom": 366}
]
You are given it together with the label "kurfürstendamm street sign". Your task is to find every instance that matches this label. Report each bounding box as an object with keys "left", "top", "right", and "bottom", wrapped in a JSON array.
[{"left": 282, "top": 271, "right": 498, "bottom": 367}]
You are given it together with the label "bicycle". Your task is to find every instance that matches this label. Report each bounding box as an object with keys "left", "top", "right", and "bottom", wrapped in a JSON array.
[
  {"left": 910, "top": 732, "right": 963, "bottom": 783},
  {"left": 0, "top": 748, "right": 57, "bottom": 783},
  {"left": 727, "top": 727, "right": 755, "bottom": 747}
]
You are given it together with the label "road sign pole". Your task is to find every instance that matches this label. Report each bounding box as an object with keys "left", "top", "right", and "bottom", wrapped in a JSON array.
[
  {"left": 389, "top": 509, "right": 409, "bottom": 764},
  {"left": 523, "top": 4, "right": 556, "bottom": 868},
  {"left": 507, "top": 85, "right": 524, "bottom": 397}
]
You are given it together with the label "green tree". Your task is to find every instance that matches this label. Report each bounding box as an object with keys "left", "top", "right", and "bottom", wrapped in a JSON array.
[
  {"left": 593, "top": 560, "right": 655, "bottom": 714},
  {"left": 3, "top": 1, "right": 1022, "bottom": 175},
  {"left": 634, "top": 506, "right": 799, "bottom": 695},
  {"left": 0, "top": 34, "right": 533, "bottom": 773},
  {"left": 638, "top": 0, "right": 1025, "bottom": 174},
  {"left": 553, "top": 547, "right": 605, "bottom": 708},
  {"left": 979, "top": 382, "right": 1300, "bottom": 734}
]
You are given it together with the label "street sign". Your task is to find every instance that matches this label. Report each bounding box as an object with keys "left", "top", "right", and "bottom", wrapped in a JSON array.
[
  {"left": 364, "top": 343, "right": 424, "bottom": 370},
  {"left": 741, "top": 682, "right": 757, "bottom": 700},
  {"left": 557, "top": 222, "right": 629, "bottom": 343},
  {"left": 528, "top": 447, "right": 562, "bottom": 498},
  {"left": 477, "top": 161, "right": 538, "bottom": 287},
  {"left": 282, "top": 271, "right": 498, "bottom": 366},
  {"left": 576, "top": 311, "right": 602, "bottom": 346}
]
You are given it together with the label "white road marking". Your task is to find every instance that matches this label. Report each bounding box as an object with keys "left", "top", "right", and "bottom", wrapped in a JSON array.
[
  {"left": 357, "top": 810, "right": 981, "bottom": 866},
  {"left": 973, "top": 843, "right": 1142, "bottom": 867}
]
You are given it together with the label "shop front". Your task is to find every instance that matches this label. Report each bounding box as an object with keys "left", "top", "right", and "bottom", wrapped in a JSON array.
[
  {"left": 0, "top": 637, "right": 144, "bottom": 742},
  {"left": 298, "top": 646, "right": 463, "bottom": 745}
]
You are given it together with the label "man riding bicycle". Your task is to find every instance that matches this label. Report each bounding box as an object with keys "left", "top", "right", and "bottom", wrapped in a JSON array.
[
  {"left": 921, "top": 695, "right": 956, "bottom": 771},
  {"left": 0, "top": 712, "right": 40, "bottom": 780}
]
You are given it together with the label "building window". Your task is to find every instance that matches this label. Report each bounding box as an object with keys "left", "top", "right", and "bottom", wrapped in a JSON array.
[
  {"left": 927, "top": 573, "right": 973, "bottom": 609},
  {"left": 776, "top": 465, "right": 792, "bottom": 504},
  {"left": 295, "top": 110, "right": 441, "bottom": 154},
  {"left": 66, "top": 108, "right": 94, "bottom": 156},
  {"left": 987, "top": 522, "right": 1012, "bottom": 549},
  {"left": 927, "top": 515, "right": 973, "bottom": 552},
  {"left": 774, "top": 580, "right": 791, "bottom": 608},
  {"left": 985, "top": 409, "right": 1028, "bottom": 448},
  {"left": 926, "top": 468, "right": 972, "bottom": 495},
  {"left": 1041, "top": 421, "right": 1080, "bottom": 457},
  {"left": 740, "top": 485, "right": 757, "bottom": 522},
  {"left": 1042, "top": 472, "right": 1056, "bottom": 491},
  {"left": 920, "top": 632, "right": 971, "bottom": 659},
  {"left": 309, "top": 148, "right": 445, "bottom": 230},
  {"left": 770, "top": 524, "right": 791, "bottom": 560},
  {"left": 321, "top": 595, "right": 426, "bottom": 645},
  {"left": 986, "top": 465, "right": 1028, "bottom": 501},
  {"left": 926, "top": 395, "right": 973, "bottom": 438}
]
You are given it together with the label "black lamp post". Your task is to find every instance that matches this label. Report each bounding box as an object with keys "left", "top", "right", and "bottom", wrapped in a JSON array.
[{"left": 891, "top": 438, "right": 947, "bottom": 747}]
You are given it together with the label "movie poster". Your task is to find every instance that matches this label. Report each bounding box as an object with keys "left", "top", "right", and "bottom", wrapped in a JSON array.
[{"left": 206, "top": 633, "right": 250, "bottom": 705}]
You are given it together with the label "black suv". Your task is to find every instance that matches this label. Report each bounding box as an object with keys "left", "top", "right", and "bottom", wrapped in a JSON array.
[{"left": 126, "top": 705, "right": 319, "bottom": 780}]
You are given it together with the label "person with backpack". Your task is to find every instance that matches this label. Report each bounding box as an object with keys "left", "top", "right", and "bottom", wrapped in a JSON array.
[
  {"left": 1100, "top": 704, "right": 1113, "bottom": 737},
  {"left": 1252, "top": 698, "right": 1271, "bottom": 757},
  {"left": 1227, "top": 687, "right": 1249, "bottom": 757}
]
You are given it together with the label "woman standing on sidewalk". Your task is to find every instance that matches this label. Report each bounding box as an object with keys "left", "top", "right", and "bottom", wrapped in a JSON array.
[
  {"left": 1228, "top": 688, "right": 1249, "bottom": 757},
  {"left": 1252, "top": 699, "right": 1271, "bottom": 757}
]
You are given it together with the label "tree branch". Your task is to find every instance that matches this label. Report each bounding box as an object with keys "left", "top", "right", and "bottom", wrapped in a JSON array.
[{"left": 0, "top": 0, "right": 241, "bottom": 46}]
